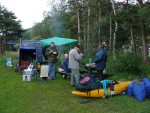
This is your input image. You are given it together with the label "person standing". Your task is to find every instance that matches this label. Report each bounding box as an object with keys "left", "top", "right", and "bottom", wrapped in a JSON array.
[
  {"left": 45, "top": 42, "right": 58, "bottom": 80},
  {"left": 69, "top": 45, "right": 83, "bottom": 86},
  {"left": 94, "top": 44, "right": 107, "bottom": 81}
]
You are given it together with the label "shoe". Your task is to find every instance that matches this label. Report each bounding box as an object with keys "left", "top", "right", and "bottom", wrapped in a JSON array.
[
  {"left": 63, "top": 75, "right": 65, "bottom": 78},
  {"left": 48, "top": 77, "right": 51, "bottom": 80},
  {"left": 50, "top": 77, "right": 55, "bottom": 80},
  {"left": 52, "top": 78, "right": 55, "bottom": 80},
  {"left": 71, "top": 84, "right": 75, "bottom": 87},
  {"left": 63, "top": 75, "right": 67, "bottom": 79}
]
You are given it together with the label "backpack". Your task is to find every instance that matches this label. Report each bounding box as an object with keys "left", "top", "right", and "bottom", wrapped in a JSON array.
[
  {"left": 80, "top": 76, "right": 94, "bottom": 85},
  {"left": 75, "top": 77, "right": 102, "bottom": 92}
]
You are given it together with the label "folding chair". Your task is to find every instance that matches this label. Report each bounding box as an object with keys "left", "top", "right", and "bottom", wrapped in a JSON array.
[
  {"left": 57, "top": 68, "right": 71, "bottom": 79},
  {"left": 40, "top": 65, "right": 49, "bottom": 79},
  {"left": 5, "top": 58, "right": 14, "bottom": 70}
]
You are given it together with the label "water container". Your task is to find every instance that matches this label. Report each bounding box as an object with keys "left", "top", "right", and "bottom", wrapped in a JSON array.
[{"left": 89, "top": 58, "right": 92, "bottom": 64}]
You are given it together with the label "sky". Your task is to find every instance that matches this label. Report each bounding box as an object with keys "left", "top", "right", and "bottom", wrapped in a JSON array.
[{"left": 0, "top": 0, "right": 49, "bottom": 29}]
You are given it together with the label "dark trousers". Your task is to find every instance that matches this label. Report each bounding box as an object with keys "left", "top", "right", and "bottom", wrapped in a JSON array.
[{"left": 97, "top": 70, "right": 103, "bottom": 81}]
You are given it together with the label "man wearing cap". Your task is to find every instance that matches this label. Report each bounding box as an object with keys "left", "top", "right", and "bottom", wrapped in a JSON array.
[
  {"left": 69, "top": 45, "right": 83, "bottom": 86},
  {"left": 45, "top": 42, "right": 58, "bottom": 80}
]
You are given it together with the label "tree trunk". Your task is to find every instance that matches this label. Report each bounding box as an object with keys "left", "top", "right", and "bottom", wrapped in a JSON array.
[
  {"left": 126, "top": 0, "right": 136, "bottom": 53},
  {"left": 141, "top": 21, "right": 148, "bottom": 63},
  {"left": 74, "top": 0, "right": 81, "bottom": 45},
  {"left": 111, "top": 0, "right": 118, "bottom": 59},
  {"left": 82, "top": 0, "right": 86, "bottom": 50},
  {"left": 98, "top": 1, "right": 102, "bottom": 45},
  {"left": 137, "top": 0, "right": 148, "bottom": 63},
  {"left": 112, "top": 21, "right": 118, "bottom": 59},
  {"left": 87, "top": 0, "right": 91, "bottom": 48},
  {"left": 0, "top": 38, "right": 2, "bottom": 54},
  {"left": 130, "top": 26, "right": 136, "bottom": 53},
  {"left": 109, "top": 16, "right": 113, "bottom": 52}
]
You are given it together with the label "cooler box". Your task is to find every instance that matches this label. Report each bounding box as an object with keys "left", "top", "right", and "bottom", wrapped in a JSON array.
[
  {"left": 23, "top": 69, "right": 34, "bottom": 75},
  {"left": 22, "top": 74, "right": 34, "bottom": 81},
  {"left": 22, "top": 69, "right": 35, "bottom": 81}
]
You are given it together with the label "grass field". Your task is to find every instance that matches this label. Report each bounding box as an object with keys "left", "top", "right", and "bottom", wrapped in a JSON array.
[{"left": 0, "top": 52, "right": 150, "bottom": 113}]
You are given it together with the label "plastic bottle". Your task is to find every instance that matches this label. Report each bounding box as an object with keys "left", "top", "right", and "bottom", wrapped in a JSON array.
[
  {"left": 89, "top": 58, "right": 92, "bottom": 64},
  {"left": 121, "top": 91, "right": 126, "bottom": 95}
]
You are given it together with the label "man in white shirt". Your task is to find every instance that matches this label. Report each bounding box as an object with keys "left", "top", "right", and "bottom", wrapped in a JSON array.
[{"left": 68, "top": 45, "right": 83, "bottom": 87}]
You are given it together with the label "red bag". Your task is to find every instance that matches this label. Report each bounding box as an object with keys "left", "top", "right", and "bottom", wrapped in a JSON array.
[{"left": 80, "top": 77, "right": 93, "bottom": 85}]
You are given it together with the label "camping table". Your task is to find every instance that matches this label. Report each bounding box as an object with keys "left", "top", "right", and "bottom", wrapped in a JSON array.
[{"left": 84, "top": 64, "right": 96, "bottom": 76}]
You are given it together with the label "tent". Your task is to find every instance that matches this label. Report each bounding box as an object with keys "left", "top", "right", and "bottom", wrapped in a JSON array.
[{"left": 40, "top": 37, "right": 78, "bottom": 46}]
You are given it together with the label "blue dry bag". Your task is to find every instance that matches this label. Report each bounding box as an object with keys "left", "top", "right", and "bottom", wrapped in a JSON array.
[
  {"left": 133, "top": 82, "right": 146, "bottom": 101},
  {"left": 127, "top": 82, "right": 135, "bottom": 97},
  {"left": 142, "top": 78, "right": 150, "bottom": 98}
]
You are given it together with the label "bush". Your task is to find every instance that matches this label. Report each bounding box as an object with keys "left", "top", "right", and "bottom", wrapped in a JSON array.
[
  {"left": 12, "top": 47, "right": 18, "bottom": 51},
  {"left": 107, "top": 51, "right": 143, "bottom": 75}
]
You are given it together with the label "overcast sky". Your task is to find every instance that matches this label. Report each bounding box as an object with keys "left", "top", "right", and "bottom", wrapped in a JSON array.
[
  {"left": 0, "top": 0, "right": 138, "bottom": 29},
  {"left": 0, "top": 0, "right": 49, "bottom": 29}
]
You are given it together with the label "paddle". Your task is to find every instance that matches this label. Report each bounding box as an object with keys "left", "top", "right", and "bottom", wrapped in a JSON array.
[{"left": 76, "top": 98, "right": 99, "bottom": 104}]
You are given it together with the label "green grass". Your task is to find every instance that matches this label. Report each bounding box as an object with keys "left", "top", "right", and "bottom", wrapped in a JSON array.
[{"left": 0, "top": 52, "right": 150, "bottom": 113}]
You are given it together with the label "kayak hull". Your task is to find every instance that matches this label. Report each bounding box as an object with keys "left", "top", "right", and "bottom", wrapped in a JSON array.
[{"left": 72, "top": 81, "right": 131, "bottom": 97}]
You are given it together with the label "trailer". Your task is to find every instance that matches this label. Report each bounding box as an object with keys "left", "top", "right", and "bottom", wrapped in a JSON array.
[{"left": 18, "top": 40, "right": 43, "bottom": 71}]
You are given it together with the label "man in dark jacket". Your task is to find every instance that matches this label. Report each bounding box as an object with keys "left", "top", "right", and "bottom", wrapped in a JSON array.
[
  {"left": 45, "top": 42, "right": 58, "bottom": 80},
  {"left": 94, "top": 44, "right": 107, "bottom": 80}
]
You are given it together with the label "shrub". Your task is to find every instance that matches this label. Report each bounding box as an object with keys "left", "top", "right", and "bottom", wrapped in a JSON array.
[
  {"left": 107, "top": 51, "right": 143, "bottom": 75},
  {"left": 12, "top": 47, "right": 18, "bottom": 51}
]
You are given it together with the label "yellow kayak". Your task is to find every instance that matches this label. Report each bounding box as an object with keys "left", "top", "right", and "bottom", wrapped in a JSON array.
[{"left": 72, "top": 81, "right": 131, "bottom": 97}]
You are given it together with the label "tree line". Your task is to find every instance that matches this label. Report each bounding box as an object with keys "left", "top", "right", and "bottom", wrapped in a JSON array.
[
  {"left": 29, "top": 0, "right": 150, "bottom": 63},
  {"left": 1, "top": 1, "right": 150, "bottom": 64},
  {"left": 0, "top": 4, "right": 22, "bottom": 54}
]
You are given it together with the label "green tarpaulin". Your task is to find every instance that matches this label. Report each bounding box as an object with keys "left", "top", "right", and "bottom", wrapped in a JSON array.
[{"left": 40, "top": 37, "right": 78, "bottom": 46}]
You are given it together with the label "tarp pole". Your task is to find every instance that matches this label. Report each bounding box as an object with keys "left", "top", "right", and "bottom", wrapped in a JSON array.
[{"left": 20, "top": 38, "right": 22, "bottom": 45}]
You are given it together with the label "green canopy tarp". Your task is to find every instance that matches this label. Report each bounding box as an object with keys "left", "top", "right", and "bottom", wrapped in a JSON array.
[{"left": 40, "top": 37, "right": 78, "bottom": 46}]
